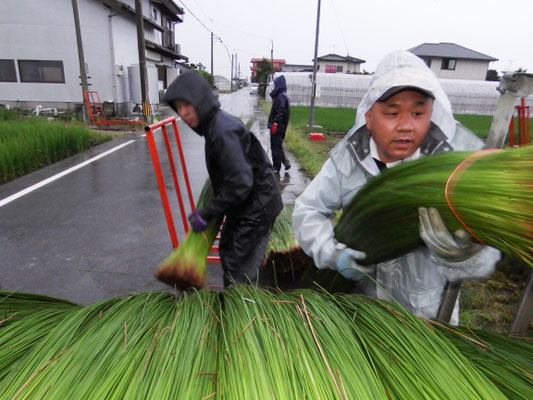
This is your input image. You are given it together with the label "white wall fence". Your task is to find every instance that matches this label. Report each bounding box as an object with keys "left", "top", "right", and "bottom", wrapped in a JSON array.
[{"left": 269, "top": 72, "right": 533, "bottom": 116}]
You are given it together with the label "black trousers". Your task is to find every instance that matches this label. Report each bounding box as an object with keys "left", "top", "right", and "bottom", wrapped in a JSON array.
[
  {"left": 270, "top": 132, "right": 286, "bottom": 172},
  {"left": 219, "top": 214, "right": 273, "bottom": 287}
]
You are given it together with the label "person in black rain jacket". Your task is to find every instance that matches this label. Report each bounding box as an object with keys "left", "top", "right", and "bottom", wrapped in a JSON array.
[
  {"left": 267, "top": 75, "right": 291, "bottom": 172},
  {"left": 163, "top": 71, "right": 283, "bottom": 287}
]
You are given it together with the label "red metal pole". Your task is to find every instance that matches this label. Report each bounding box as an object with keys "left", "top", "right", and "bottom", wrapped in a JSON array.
[
  {"left": 171, "top": 118, "right": 195, "bottom": 212},
  {"left": 145, "top": 116, "right": 176, "bottom": 131},
  {"left": 524, "top": 106, "right": 531, "bottom": 144},
  {"left": 509, "top": 115, "right": 515, "bottom": 147},
  {"left": 161, "top": 124, "right": 190, "bottom": 233},
  {"left": 519, "top": 98, "right": 526, "bottom": 145},
  {"left": 145, "top": 128, "right": 179, "bottom": 248}
]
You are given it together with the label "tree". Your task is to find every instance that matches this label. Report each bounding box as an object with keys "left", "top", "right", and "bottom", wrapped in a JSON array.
[
  {"left": 182, "top": 61, "right": 215, "bottom": 88},
  {"left": 198, "top": 70, "right": 215, "bottom": 89},
  {"left": 254, "top": 58, "right": 275, "bottom": 98},
  {"left": 486, "top": 69, "right": 500, "bottom": 81}
]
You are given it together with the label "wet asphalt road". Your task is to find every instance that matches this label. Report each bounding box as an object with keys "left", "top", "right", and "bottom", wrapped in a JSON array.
[{"left": 0, "top": 88, "right": 310, "bottom": 304}]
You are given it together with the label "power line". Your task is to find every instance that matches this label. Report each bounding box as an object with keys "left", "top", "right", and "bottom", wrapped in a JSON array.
[
  {"left": 329, "top": 0, "right": 349, "bottom": 55},
  {"left": 176, "top": 0, "right": 232, "bottom": 65},
  {"left": 176, "top": 0, "right": 212, "bottom": 34}
]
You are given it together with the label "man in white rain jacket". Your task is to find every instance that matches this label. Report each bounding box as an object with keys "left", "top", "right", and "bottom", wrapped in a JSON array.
[{"left": 292, "top": 50, "right": 500, "bottom": 324}]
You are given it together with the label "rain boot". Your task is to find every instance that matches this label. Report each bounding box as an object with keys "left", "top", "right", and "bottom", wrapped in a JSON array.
[{"left": 282, "top": 153, "right": 291, "bottom": 171}]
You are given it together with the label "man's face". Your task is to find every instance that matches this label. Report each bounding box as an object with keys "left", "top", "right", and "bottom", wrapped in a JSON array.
[
  {"left": 174, "top": 100, "right": 199, "bottom": 128},
  {"left": 365, "top": 90, "right": 433, "bottom": 163}
]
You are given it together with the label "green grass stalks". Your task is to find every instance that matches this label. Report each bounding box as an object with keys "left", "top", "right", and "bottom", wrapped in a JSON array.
[
  {"left": 0, "top": 119, "right": 111, "bottom": 184},
  {"left": 333, "top": 294, "right": 507, "bottom": 399},
  {"left": 335, "top": 145, "right": 533, "bottom": 267},
  {"left": 264, "top": 204, "right": 311, "bottom": 277},
  {"left": 0, "top": 297, "right": 118, "bottom": 398},
  {"left": 1, "top": 288, "right": 530, "bottom": 399},
  {"left": 219, "top": 286, "right": 386, "bottom": 399},
  {"left": 289, "top": 106, "right": 356, "bottom": 133},
  {"left": 431, "top": 322, "right": 533, "bottom": 399}
]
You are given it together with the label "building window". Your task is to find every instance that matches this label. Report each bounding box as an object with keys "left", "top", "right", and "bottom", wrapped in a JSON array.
[
  {"left": 422, "top": 58, "right": 431, "bottom": 68},
  {"left": 325, "top": 65, "right": 337, "bottom": 73},
  {"left": 336, "top": 65, "right": 343, "bottom": 73},
  {"left": 441, "top": 58, "right": 456, "bottom": 70},
  {"left": 0, "top": 59, "right": 17, "bottom": 82},
  {"left": 19, "top": 60, "right": 65, "bottom": 83}
]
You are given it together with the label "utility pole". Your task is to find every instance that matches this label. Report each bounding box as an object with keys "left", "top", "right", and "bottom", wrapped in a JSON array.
[
  {"left": 308, "top": 0, "right": 321, "bottom": 129},
  {"left": 71, "top": 0, "right": 90, "bottom": 122},
  {"left": 235, "top": 53, "right": 238, "bottom": 88},
  {"left": 230, "top": 54, "right": 234, "bottom": 92},
  {"left": 210, "top": 32, "right": 214, "bottom": 76},
  {"left": 270, "top": 39, "right": 274, "bottom": 83},
  {"left": 134, "top": 0, "right": 150, "bottom": 122}
]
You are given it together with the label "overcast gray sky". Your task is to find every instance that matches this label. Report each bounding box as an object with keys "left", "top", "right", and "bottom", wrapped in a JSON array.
[{"left": 174, "top": 0, "right": 532, "bottom": 81}]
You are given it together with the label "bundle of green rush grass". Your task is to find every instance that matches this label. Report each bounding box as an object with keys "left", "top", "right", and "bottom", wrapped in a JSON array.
[
  {"left": 335, "top": 145, "right": 533, "bottom": 267},
  {"left": 430, "top": 322, "right": 533, "bottom": 399},
  {"left": 263, "top": 203, "right": 311, "bottom": 276},
  {"left": 155, "top": 179, "right": 223, "bottom": 290},
  {"left": 2, "top": 288, "right": 532, "bottom": 399},
  {"left": 0, "top": 291, "right": 218, "bottom": 399}
]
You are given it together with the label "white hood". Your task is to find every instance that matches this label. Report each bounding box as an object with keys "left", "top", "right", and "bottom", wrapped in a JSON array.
[{"left": 347, "top": 50, "right": 457, "bottom": 143}]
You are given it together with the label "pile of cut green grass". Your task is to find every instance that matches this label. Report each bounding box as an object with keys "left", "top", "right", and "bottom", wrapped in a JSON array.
[{"left": 2, "top": 287, "right": 532, "bottom": 399}]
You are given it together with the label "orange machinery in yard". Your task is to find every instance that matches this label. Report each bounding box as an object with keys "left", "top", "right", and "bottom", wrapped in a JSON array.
[{"left": 83, "top": 90, "right": 145, "bottom": 126}]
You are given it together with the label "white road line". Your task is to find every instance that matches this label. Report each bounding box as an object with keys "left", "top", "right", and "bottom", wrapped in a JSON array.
[{"left": 0, "top": 139, "right": 136, "bottom": 208}]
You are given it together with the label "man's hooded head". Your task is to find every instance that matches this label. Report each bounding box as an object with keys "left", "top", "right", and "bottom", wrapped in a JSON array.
[
  {"left": 163, "top": 71, "right": 221, "bottom": 134},
  {"left": 348, "top": 50, "right": 457, "bottom": 143},
  {"left": 270, "top": 75, "right": 287, "bottom": 99}
]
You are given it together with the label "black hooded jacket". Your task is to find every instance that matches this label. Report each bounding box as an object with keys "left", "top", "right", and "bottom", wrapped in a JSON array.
[
  {"left": 163, "top": 72, "right": 282, "bottom": 223},
  {"left": 267, "top": 75, "right": 290, "bottom": 135}
]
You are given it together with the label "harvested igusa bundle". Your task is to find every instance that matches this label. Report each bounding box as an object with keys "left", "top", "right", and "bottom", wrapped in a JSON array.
[
  {"left": 264, "top": 203, "right": 311, "bottom": 275},
  {"left": 335, "top": 145, "right": 533, "bottom": 267},
  {"left": 1, "top": 288, "right": 532, "bottom": 399},
  {"left": 155, "top": 179, "right": 223, "bottom": 290}
]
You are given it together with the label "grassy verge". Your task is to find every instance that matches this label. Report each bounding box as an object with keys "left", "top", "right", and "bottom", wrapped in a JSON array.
[
  {"left": 261, "top": 100, "right": 532, "bottom": 336},
  {"left": 0, "top": 109, "right": 112, "bottom": 184}
]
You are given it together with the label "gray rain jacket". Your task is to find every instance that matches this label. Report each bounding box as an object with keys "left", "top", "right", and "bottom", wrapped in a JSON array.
[{"left": 292, "top": 50, "right": 500, "bottom": 324}]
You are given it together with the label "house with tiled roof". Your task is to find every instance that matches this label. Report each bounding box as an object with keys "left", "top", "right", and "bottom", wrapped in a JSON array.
[
  {"left": 408, "top": 42, "right": 498, "bottom": 80},
  {"left": 316, "top": 54, "right": 366, "bottom": 74}
]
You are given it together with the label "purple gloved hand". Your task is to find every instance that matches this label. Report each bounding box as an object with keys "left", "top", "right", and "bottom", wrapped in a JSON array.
[{"left": 188, "top": 210, "right": 208, "bottom": 232}]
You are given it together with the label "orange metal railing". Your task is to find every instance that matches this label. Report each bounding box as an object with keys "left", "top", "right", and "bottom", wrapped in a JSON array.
[{"left": 145, "top": 116, "right": 221, "bottom": 263}]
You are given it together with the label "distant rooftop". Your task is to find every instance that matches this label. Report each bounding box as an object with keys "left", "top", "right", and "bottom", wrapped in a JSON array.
[
  {"left": 250, "top": 58, "right": 286, "bottom": 63},
  {"left": 317, "top": 54, "right": 366, "bottom": 63},
  {"left": 408, "top": 42, "right": 498, "bottom": 61}
]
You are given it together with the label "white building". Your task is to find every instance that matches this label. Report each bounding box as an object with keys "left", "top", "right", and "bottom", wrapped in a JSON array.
[
  {"left": 316, "top": 54, "right": 366, "bottom": 74},
  {"left": 0, "top": 0, "right": 188, "bottom": 115},
  {"left": 408, "top": 43, "right": 498, "bottom": 81}
]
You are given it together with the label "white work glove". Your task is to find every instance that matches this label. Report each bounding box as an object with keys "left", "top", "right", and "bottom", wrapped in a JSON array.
[
  {"left": 334, "top": 243, "right": 374, "bottom": 281},
  {"left": 418, "top": 207, "right": 482, "bottom": 262}
]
